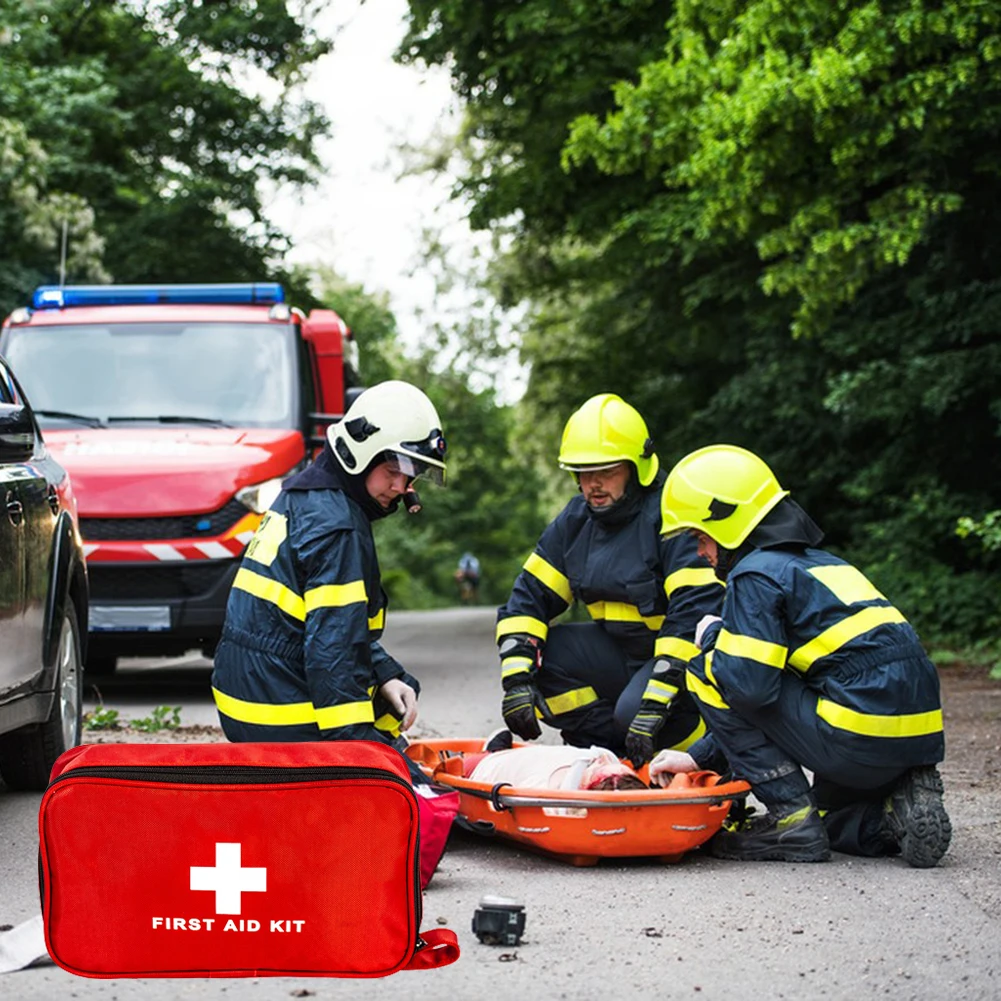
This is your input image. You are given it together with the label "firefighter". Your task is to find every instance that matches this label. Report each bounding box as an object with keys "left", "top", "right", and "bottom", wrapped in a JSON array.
[
  {"left": 659, "top": 444, "right": 951, "bottom": 866},
  {"left": 211, "top": 380, "right": 447, "bottom": 747},
  {"left": 495, "top": 393, "right": 724, "bottom": 763}
]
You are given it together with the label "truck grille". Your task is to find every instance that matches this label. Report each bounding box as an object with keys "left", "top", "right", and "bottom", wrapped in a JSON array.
[
  {"left": 88, "top": 561, "right": 236, "bottom": 601},
  {"left": 80, "top": 499, "right": 249, "bottom": 541}
]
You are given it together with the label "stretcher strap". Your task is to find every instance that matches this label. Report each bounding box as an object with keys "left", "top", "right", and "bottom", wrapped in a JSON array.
[{"left": 406, "top": 928, "right": 460, "bottom": 969}]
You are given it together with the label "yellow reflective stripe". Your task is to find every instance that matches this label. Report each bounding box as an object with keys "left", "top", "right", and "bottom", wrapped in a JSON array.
[
  {"left": 523, "top": 552, "right": 573, "bottom": 605},
  {"left": 586, "top": 601, "right": 664, "bottom": 631},
  {"left": 716, "top": 628, "right": 787, "bottom": 669},
  {"left": 777, "top": 805, "right": 813, "bottom": 829},
  {"left": 313, "top": 701, "right": 376, "bottom": 730},
  {"left": 788, "top": 606, "right": 906, "bottom": 672},
  {"left": 304, "top": 580, "right": 368, "bottom": 613},
  {"left": 368, "top": 608, "right": 385, "bottom": 631},
  {"left": 213, "top": 687, "right": 377, "bottom": 730},
  {"left": 643, "top": 679, "right": 680, "bottom": 704},
  {"left": 232, "top": 567, "right": 305, "bottom": 621},
  {"left": 243, "top": 510, "right": 287, "bottom": 567},
  {"left": 654, "top": 635, "right": 700, "bottom": 661},
  {"left": 686, "top": 672, "right": 729, "bottom": 711},
  {"left": 685, "top": 664, "right": 730, "bottom": 711},
  {"left": 212, "top": 687, "right": 316, "bottom": 726},
  {"left": 501, "top": 656, "right": 534, "bottom": 680},
  {"left": 671, "top": 716, "right": 707, "bottom": 752},
  {"left": 704, "top": 649, "right": 720, "bottom": 688},
  {"left": 816, "top": 699, "right": 944, "bottom": 738},
  {"left": 545, "top": 685, "right": 599, "bottom": 716},
  {"left": 664, "top": 567, "right": 722, "bottom": 598},
  {"left": 374, "top": 712, "right": 402, "bottom": 737},
  {"left": 808, "top": 564, "right": 886, "bottom": 605},
  {"left": 496, "top": 616, "right": 549, "bottom": 642}
]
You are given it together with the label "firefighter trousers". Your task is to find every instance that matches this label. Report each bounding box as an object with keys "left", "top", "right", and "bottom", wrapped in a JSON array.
[
  {"left": 537, "top": 623, "right": 704, "bottom": 757},
  {"left": 689, "top": 663, "right": 918, "bottom": 855}
]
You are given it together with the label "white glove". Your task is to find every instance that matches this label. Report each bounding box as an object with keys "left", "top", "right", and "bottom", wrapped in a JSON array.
[
  {"left": 694, "top": 614, "right": 723, "bottom": 650},
  {"left": 649, "top": 749, "right": 698, "bottom": 787},
  {"left": 379, "top": 679, "right": 418, "bottom": 732}
]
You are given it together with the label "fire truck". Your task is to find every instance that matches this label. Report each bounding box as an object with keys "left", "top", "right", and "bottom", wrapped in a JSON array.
[{"left": 0, "top": 283, "right": 359, "bottom": 674}]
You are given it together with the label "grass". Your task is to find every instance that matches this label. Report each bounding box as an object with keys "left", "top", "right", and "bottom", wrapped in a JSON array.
[{"left": 927, "top": 641, "right": 1001, "bottom": 681}]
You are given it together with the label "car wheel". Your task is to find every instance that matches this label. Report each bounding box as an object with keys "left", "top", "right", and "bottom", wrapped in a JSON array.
[{"left": 0, "top": 604, "right": 83, "bottom": 791}]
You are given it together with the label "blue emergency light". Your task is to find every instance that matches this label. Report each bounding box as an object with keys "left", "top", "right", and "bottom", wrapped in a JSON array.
[{"left": 31, "top": 283, "right": 286, "bottom": 310}]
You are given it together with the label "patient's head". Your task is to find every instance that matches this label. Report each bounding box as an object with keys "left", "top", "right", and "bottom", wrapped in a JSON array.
[{"left": 581, "top": 757, "right": 647, "bottom": 791}]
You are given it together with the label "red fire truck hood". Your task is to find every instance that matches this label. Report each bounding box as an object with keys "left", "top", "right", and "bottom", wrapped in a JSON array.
[{"left": 43, "top": 427, "right": 307, "bottom": 517}]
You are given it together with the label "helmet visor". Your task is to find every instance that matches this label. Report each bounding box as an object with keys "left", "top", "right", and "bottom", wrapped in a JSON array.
[
  {"left": 558, "top": 460, "right": 628, "bottom": 474},
  {"left": 661, "top": 526, "right": 696, "bottom": 541},
  {"left": 386, "top": 450, "right": 446, "bottom": 487},
  {"left": 389, "top": 429, "right": 447, "bottom": 486}
]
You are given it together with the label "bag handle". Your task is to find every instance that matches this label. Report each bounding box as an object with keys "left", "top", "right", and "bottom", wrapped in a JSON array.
[{"left": 405, "top": 928, "right": 460, "bottom": 970}]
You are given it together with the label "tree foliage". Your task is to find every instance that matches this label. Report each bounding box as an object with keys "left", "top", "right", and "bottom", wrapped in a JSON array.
[
  {"left": 0, "top": 0, "right": 330, "bottom": 315},
  {"left": 563, "top": 0, "right": 1001, "bottom": 337},
  {"left": 403, "top": 0, "right": 1001, "bottom": 639}
]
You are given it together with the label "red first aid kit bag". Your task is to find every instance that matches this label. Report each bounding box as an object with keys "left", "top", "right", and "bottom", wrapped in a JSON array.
[{"left": 38, "top": 741, "right": 459, "bottom": 979}]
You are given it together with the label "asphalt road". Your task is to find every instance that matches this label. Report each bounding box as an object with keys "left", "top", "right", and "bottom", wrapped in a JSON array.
[{"left": 1, "top": 607, "right": 998, "bottom": 1000}]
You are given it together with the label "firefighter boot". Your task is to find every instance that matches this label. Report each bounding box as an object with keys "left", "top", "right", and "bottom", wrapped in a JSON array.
[
  {"left": 711, "top": 796, "right": 831, "bottom": 863},
  {"left": 881, "top": 765, "right": 952, "bottom": 868}
]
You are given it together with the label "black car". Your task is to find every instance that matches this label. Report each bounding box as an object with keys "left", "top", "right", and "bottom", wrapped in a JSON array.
[{"left": 0, "top": 355, "right": 89, "bottom": 791}]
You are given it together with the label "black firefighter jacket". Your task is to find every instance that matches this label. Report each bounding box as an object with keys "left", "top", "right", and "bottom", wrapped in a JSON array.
[
  {"left": 496, "top": 474, "right": 724, "bottom": 700},
  {"left": 212, "top": 465, "right": 414, "bottom": 744},
  {"left": 688, "top": 546, "right": 945, "bottom": 769}
]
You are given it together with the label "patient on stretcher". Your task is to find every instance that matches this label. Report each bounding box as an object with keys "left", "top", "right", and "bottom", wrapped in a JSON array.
[
  {"left": 460, "top": 731, "right": 702, "bottom": 793},
  {"left": 463, "top": 742, "right": 647, "bottom": 792}
]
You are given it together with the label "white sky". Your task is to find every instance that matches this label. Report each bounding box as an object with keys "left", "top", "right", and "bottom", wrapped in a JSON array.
[{"left": 263, "top": 0, "right": 473, "bottom": 349}]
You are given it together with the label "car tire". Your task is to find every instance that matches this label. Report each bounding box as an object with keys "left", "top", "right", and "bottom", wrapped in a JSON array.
[{"left": 0, "top": 604, "right": 83, "bottom": 791}]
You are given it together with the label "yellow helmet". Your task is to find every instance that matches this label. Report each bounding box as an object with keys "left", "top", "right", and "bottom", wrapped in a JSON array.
[
  {"left": 660, "top": 445, "right": 789, "bottom": 549},
  {"left": 558, "top": 394, "right": 659, "bottom": 487}
]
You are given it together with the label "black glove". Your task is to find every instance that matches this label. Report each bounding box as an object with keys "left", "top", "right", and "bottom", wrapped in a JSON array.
[
  {"left": 498, "top": 630, "right": 546, "bottom": 740},
  {"left": 501, "top": 681, "right": 545, "bottom": 741},
  {"left": 625, "top": 703, "right": 667, "bottom": 768},
  {"left": 625, "top": 658, "right": 687, "bottom": 767}
]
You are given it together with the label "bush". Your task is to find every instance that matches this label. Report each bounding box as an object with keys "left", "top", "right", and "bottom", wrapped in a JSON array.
[{"left": 857, "top": 558, "right": 1001, "bottom": 646}]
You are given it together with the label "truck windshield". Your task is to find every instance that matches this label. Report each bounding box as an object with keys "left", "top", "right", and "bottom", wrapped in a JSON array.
[{"left": 3, "top": 322, "right": 299, "bottom": 429}]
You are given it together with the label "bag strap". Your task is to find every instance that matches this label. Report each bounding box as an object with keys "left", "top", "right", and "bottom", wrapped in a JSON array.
[{"left": 406, "top": 928, "right": 460, "bottom": 970}]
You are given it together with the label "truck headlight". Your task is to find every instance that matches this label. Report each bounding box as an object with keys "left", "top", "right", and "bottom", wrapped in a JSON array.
[{"left": 236, "top": 477, "right": 284, "bottom": 514}]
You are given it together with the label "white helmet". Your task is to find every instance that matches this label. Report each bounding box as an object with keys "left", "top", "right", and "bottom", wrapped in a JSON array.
[{"left": 328, "top": 380, "right": 447, "bottom": 485}]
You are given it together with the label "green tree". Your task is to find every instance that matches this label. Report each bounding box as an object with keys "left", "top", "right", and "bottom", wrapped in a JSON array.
[
  {"left": 0, "top": 0, "right": 330, "bottom": 314},
  {"left": 406, "top": 0, "right": 1001, "bottom": 639},
  {"left": 563, "top": 0, "right": 1001, "bottom": 337},
  {"left": 0, "top": 5, "right": 108, "bottom": 310}
]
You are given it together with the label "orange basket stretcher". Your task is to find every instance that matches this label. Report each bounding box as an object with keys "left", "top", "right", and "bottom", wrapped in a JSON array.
[{"left": 405, "top": 738, "right": 751, "bottom": 867}]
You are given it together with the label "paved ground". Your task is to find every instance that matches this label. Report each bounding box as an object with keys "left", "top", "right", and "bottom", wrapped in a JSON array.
[{"left": 1, "top": 606, "right": 999, "bottom": 999}]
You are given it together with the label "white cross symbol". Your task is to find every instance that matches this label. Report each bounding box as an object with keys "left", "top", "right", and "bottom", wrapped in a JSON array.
[{"left": 189, "top": 842, "right": 267, "bottom": 915}]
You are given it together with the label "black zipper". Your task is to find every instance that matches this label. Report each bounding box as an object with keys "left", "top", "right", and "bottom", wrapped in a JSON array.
[
  {"left": 43, "top": 764, "right": 423, "bottom": 934},
  {"left": 47, "top": 764, "right": 405, "bottom": 785}
]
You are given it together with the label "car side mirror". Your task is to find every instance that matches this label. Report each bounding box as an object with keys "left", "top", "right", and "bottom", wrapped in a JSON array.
[{"left": 0, "top": 403, "right": 36, "bottom": 463}]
